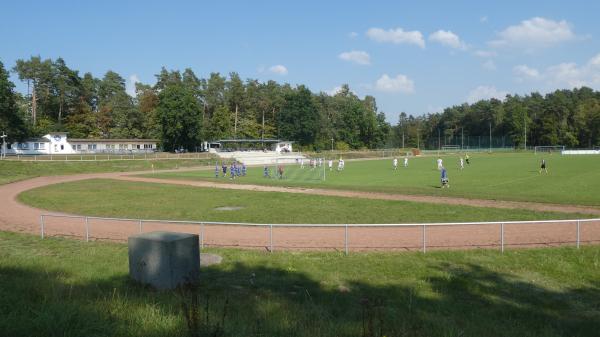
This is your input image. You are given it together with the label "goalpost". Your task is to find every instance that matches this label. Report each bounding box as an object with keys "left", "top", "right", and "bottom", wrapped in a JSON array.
[
  {"left": 269, "top": 157, "right": 326, "bottom": 182},
  {"left": 534, "top": 145, "right": 565, "bottom": 155}
]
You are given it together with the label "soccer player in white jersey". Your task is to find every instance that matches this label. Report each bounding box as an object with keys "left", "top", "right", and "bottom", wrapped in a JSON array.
[
  {"left": 338, "top": 158, "right": 344, "bottom": 171},
  {"left": 328, "top": 159, "right": 333, "bottom": 171},
  {"left": 437, "top": 157, "right": 443, "bottom": 170},
  {"left": 393, "top": 158, "right": 398, "bottom": 170},
  {"left": 404, "top": 156, "right": 408, "bottom": 168},
  {"left": 460, "top": 157, "right": 464, "bottom": 170}
]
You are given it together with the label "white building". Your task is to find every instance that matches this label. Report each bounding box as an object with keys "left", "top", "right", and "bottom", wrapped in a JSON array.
[{"left": 5, "top": 132, "right": 158, "bottom": 155}]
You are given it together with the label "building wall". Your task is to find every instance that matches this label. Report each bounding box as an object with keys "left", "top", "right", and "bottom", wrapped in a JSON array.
[{"left": 5, "top": 133, "right": 157, "bottom": 155}]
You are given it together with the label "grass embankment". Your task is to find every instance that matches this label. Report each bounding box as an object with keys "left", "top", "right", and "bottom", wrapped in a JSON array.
[
  {"left": 1, "top": 231, "right": 599, "bottom": 336},
  {"left": 18, "top": 179, "right": 590, "bottom": 223},
  {"left": 146, "top": 153, "right": 600, "bottom": 206},
  {"left": 0, "top": 158, "right": 213, "bottom": 185}
]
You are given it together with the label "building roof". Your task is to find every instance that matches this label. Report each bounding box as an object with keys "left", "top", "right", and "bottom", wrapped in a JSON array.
[
  {"left": 22, "top": 138, "right": 51, "bottom": 143},
  {"left": 68, "top": 138, "right": 159, "bottom": 143}
]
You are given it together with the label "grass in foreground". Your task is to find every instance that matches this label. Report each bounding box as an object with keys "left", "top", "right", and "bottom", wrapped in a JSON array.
[
  {"left": 1, "top": 231, "right": 599, "bottom": 337},
  {"left": 17, "top": 178, "right": 590, "bottom": 224},
  {"left": 146, "top": 153, "right": 600, "bottom": 206},
  {"left": 0, "top": 158, "right": 213, "bottom": 185}
]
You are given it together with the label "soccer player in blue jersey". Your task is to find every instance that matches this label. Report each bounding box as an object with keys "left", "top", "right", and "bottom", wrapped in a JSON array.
[
  {"left": 242, "top": 163, "right": 247, "bottom": 176},
  {"left": 440, "top": 167, "right": 449, "bottom": 188},
  {"left": 221, "top": 163, "right": 227, "bottom": 177}
]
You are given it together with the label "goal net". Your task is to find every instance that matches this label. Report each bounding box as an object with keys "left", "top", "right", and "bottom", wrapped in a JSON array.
[
  {"left": 265, "top": 157, "right": 326, "bottom": 182},
  {"left": 534, "top": 146, "right": 565, "bottom": 154}
]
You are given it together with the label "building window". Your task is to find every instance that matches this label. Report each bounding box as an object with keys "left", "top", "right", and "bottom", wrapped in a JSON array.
[
  {"left": 144, "top": 144, "right": 153, "bottom": 149},
  {"left": 60, "top": 145, "right": 64, "bottom": 150},
  {"left": 87, "top": 144, "right": 97, "bottom": 150}
]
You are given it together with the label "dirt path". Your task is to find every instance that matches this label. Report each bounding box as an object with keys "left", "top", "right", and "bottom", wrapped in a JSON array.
[{"left": 0, "top": 169, "right": 599, "bottom": 251}]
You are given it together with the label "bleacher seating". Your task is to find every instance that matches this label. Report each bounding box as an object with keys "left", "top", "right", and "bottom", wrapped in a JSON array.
[{"left": 214, "top": 151, "right": 305, "bottom": 165}]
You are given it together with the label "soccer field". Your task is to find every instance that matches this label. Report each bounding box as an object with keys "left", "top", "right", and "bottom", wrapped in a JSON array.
[{"left": 145, "top": 153, "right": 600, "bottom": 206}]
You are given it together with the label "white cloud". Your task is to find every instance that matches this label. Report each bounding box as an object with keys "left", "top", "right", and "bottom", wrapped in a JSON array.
[
  {"left": 126, "top": 74, "right": 140, "bottom": 97},
  {"left": 467, "top": 85, "right": 508, "bottom": 103},
  {"left": 513, "top": 65, "right": 541, "bottom": 82},
  {"left": 375, "top": 74, "right": 415, "bottom": 93},
  {"left": 366, "top": 27, "right": 425, "bottom": 48},
  {"left": 589, "top": 53, "right": 600, "bottom": 67},
  {"left": 429, "top": 30, "right": 467, "bottom": 50},
  {"left": 546, "top": 63, "right": 586, "bottom": 88},
  {"left": 511, "top": 53, "right": 600, "bottom": 89},
  {"left": 489, "top": 17, "right": 576, "bottom": 50},
  {"left": 325, "top": 85, "right": 359, "bottom": 96},
  {"left": 268, "top": 65, "right": 288, "bottom": 75},
  {"left": 338, "top": 50, "right": 371, "bottom": 65},
  {"left": 327, "top": 86, "right": 343, "bottom": 96},
  {"left": 482, "top": 60, "right": 497, "bottom": 71},
  {"left": 474, "top": 50, "right": 496, "bottom": 58},
  {"left": 348, "top": 32, "right": 358, "bottom": 39}
]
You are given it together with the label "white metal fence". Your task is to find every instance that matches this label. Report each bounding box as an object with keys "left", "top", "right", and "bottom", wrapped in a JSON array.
[{"left": 39, "top": 214, "right": 600, "bottom": 253}]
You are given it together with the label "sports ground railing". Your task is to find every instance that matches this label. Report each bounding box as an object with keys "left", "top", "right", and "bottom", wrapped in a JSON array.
[{"left": 39, "top": 214, "right": 600, "bottom": 254}]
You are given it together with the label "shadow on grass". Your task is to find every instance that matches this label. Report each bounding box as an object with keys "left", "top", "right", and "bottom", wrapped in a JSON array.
[{"left": 1, "top": 257, "right": 599, "bottom": 337}]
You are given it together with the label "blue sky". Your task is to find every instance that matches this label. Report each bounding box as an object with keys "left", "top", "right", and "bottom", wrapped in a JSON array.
[{"left": 2, "top": 0, "right": 600, "bottom": 123}]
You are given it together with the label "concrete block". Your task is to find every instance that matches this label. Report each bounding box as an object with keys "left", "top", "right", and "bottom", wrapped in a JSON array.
[{"left": 128, "top": 231, "right": 200, "bottom": 290}]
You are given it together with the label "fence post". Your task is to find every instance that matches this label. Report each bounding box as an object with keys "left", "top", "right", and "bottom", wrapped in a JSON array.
[
  {"left": 40, "top": 215, "right": 45, "bottom": 239},
  {"left": 344, "top": 224, "right": 348, "bottom": 255},
  {"left": 200, "top": 223, "right": 204, "bottom": 250},
  {"left": 577, "top": 220, "right": 580, "bottom": 249},
  {"left": 85, "top": 217, "right": 89, "bottom": 242},
  {"left": 269, "top": 224, "right": 273, "bottom": 253},
  {"left": 422, "top": 224, "right": 426, "bottom": 253},
  {"left": 501, "top": 222, "right": 504, "bottom": 253},
  {"left": 139, "top": 219, "right": 143, "bottom": 233}
]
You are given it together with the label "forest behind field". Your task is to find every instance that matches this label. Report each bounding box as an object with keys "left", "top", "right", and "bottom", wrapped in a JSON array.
[{"left": 1, "top": 56, "right": 600, "bottom": 151}]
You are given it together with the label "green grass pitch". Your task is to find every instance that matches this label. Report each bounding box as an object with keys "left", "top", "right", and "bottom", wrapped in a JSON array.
[{"left": 146, "top": 153, "right": 600, "bottom": 206}]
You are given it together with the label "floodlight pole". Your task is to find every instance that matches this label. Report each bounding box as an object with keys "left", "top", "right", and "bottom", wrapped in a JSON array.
[
  {"left": 489, "top": 122, "right": 492, "bottom": 153},
  {"left": 524, "top": 111, "right": 527, "bottom": 150}
]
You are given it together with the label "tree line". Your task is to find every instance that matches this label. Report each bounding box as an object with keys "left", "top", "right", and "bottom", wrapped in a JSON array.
[
  {"left": 391, "top": 87, "right": 600, "bottom": 149},
  {"left": 1, "top": 56, "right": 600, "bottom": 151}
]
